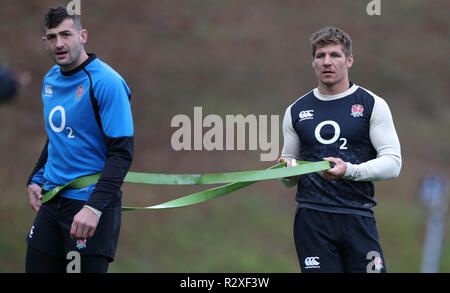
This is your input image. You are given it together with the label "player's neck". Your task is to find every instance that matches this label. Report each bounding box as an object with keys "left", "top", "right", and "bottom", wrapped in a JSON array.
[
  {"left": 317, "top": 78, "right": 350, "bottom": 96},
  {"left": 60, "top": 50, "right": 89, "bottom": 73}
]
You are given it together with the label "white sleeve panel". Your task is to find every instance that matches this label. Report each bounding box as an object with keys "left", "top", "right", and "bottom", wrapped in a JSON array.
[
  {"left": 279, "top": 105, "right": 300, "bottom": 187},
  {"left": 280, "top": 105, "right": 301, "bottom": 161},
  {"left": 344, "top": 94, "right": 402, "bottom": 181}
]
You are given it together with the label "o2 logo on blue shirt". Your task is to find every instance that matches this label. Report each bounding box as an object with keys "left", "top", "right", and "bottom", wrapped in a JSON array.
[
  {"left": 315, "top": 120, "right": 347, "bottom": 150},
  {"left": 49, "top": 105, "right": 75, "bottom": 139}
]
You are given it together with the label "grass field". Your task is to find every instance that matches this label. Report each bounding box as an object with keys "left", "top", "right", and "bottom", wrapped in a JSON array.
[{"left": 2, "top": 182, "right": 448, "bottom": 273}]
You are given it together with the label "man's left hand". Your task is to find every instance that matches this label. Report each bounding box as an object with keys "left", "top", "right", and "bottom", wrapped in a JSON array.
[
  {"left": 322, "top": 157, "right": 347, "bottom": 181},
  {"left": 70, "top": 207, "right": 100, "bottom": 240}
]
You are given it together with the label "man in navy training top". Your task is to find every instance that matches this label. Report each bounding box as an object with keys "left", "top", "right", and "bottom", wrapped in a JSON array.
[
  {"left": 279, "top": 27, "right": 401, "bottom": 273},
  {"left": 26, "top": 7, "right": 134, "bottom": 273}
]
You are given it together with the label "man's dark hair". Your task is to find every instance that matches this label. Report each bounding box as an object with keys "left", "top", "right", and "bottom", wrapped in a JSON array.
[{"left": 43, "top": 7, "right": 82, "bottom": 33}]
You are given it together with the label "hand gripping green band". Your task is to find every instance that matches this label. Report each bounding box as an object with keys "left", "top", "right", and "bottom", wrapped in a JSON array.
[{"left": 40, "top": 160, "right": 331, "bottom": 210}]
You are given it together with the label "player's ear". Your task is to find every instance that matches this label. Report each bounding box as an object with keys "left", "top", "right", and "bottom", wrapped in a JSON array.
[
  {"left": 347, "top": 54, "right": 353, "bottom": 68},
  {"left": 80, "top": 29, "right": 88, "bottom": 44},
  {"left": 42, "top": 35, "right": 50, "bottom": 50}
]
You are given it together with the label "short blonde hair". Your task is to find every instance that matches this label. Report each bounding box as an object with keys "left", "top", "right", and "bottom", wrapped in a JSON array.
[{"left": 310, "top": 27, "right": 352, "bottom": 57}]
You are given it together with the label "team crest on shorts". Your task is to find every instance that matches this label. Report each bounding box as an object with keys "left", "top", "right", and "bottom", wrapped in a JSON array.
[
  {"left": 76, "top": 239, "right": 87, "bottom": 249},
  {"left": 351, "top": 104, "right": 364, "bottom": 117},
  {"left": 74, "top": 85, "right": 85, "bottom": 101}
]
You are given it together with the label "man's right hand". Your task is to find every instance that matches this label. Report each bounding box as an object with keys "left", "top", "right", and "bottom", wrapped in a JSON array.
[
  {"left": 278, "top": 157, "right": 299, "bottom": 187},
  {"left": 28, "top": 184, "right": 42, "bottom": 212},
  {"left": 278, "top": 157, "right": 299, "bottom": 167}
]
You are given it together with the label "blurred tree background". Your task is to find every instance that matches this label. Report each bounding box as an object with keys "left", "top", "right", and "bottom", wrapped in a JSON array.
[{"left": 0, "top": 0, "right": 449, "bottom": 272}]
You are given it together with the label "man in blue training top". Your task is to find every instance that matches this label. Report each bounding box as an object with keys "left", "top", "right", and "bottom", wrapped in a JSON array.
[
  {"left": 26, "top": 7, "right": 134, "bottom": 273},
  {"left": 279, "top": 27, "right": 402, "bottom": 273}
]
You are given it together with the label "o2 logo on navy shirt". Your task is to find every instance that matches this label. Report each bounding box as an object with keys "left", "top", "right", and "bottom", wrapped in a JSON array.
[{"left": 314, "top": 120, "right": 347, "bottom": 150}]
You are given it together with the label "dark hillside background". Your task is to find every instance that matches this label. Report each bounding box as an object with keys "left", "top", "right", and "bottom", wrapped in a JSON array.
[{"left": 0, "top": 0, "right": 449, "bottom": 272}]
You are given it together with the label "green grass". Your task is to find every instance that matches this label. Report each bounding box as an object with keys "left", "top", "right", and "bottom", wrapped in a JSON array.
[
  {"left": 2, "top": 181, "right": 449, "bottom": 273},
  {"left": 109, "top": 190, "right": 298, "bottom": 273}
]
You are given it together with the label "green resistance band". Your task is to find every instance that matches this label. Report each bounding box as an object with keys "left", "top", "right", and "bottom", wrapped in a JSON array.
[{"left": 41, "top": 160, "right": 331, "bottom": 210}]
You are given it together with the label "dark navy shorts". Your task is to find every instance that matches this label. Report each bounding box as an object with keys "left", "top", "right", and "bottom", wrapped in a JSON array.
[
  {"left": 294, "top": 207, "right": 386, "bottom": 273},
  {"left": 26, "top": 196, "right": 121, "bottom": 262}
]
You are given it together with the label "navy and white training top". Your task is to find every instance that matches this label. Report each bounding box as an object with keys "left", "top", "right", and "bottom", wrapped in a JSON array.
[
  {"left": 28, "top": 54, "right": 134, "bottom": 211},
  {"left": 281, "top": 83, "right": 401, "bottom": 217}
]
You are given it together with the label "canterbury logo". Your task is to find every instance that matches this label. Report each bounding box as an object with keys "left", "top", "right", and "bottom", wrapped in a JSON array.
[
  {"left": 304, "top": 256, "right": 320, "bottom": 268},
  {"left": 44, "top": 84, "right": 53, "bottom": 97},
  {"left": 299, "top": 110, "right": 314, "bottom": 121}
]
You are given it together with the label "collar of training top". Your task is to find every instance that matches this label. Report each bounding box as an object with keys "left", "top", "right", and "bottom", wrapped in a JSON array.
[{"left": 60, "top": 53, "right": 97, "bottom": 76}]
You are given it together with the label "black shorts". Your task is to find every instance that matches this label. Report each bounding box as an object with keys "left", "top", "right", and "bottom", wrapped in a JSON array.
[
  {"left": 26, "top": 195, "right": 121, "bottom": 262},
  {"left": 293, "top": 207, "right": 386, "bottom": 273}
]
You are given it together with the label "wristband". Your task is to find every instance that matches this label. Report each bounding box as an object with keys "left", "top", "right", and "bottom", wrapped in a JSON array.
[{"left": 83, "top": 205, "right": 102, "bottom": 217}]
